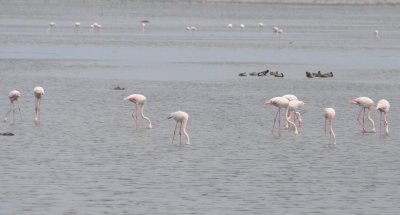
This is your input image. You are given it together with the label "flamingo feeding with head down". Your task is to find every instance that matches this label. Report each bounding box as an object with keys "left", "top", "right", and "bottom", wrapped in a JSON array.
[
  {"left": 265, "top": 97, "right": 289, "bottom": 133},
  {"left": 282, "top": 94, "right": 302, "bottom": 128},
  {"left": 34, "top": 86, "right": 44, "bottom": 122},
  {"left": 124, "top": 94, "right": 152, "bottom": 129},
  {"left": 3, "top": 90, "right": 21, "bottom": 123},
  {"left": 286, "top": 100, "right": 305, "bottom": 135},
  {"left": 376, "top": 99, "right": 390, "bottom": 136},
  {"left": 324, "top": 108, "right": 336, "bottom": 144},
  {"left": 168, "top": 111, "right": 190, "bottom": 145},
  {"left": 350, "top": 97, "right": 375, "bottom": 133}
]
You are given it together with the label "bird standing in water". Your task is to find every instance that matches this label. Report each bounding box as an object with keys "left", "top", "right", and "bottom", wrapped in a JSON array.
[
  {"left": 34, "top": 86, "right": 44, "bottom": 122},
  {"left": 168, "top": 111, "right": 190, "bottom": 145},
  {"left": 324, "top": 108, "right": 336, "bottom": 144},
  {"left": 376, "top": 99, "right": 390, "bottom": 136},
  {"left": 350, "top": 97, "right": 375, "bottom": 133},
  {"left": 4, "top": 90, "right": 21, "bottom": 123},
  {"left": 124, "top": 94, "right": 152, "bottom": 129}
]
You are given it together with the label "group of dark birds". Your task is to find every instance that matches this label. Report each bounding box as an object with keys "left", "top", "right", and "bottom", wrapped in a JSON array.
[
  {"left": 238, "top": 69, "right": 334, "bottom": 78},
  {"left": 306, "top": 71, "right": 333, "bottom": 78},
  {"left": 238, "top": 70, "right": 284, "bottom": 78}
]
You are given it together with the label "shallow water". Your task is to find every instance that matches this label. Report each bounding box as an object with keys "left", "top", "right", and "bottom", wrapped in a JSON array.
[{"left": 1, "top": 1, "right": 400, "bottom": 214}]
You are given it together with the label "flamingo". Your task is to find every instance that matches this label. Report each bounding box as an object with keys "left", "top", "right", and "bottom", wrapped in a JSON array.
[
  {"left": 240, "top": 24, "right": 245, "bottom": 29},
  {"left": 168, "top": 111, "right": 190, "bottom": 145},
  {"left": 286, "top": 100, "right": 305, "bottom": 135},
  {"left": 34, "top": 87, "right": 44, "bottom": 122},
  {"left": 3, "top": 90, "right": 21, "bottom": 123},
  {"left": 265, "top": 97, "right": 289, "bottom": 133},
  {"left": 282, "top": 94, "right": 302, "bottom": 128},
  {"left": 324, "top": 108, "right": 336, "bottom": 144},
  {"left": 350, "top": 97, "right": 375, "bottom": 133},
  {"left": 47, "top": 22, "right": 56, "bottom": 33},
  {"left": 272, "top": 26, "right": 283, "bottom": 39},
  {"left": 141, "top": 23, "right": 146, "bottom": 33},
  {"left": 374, "top": 30, "right": 380, "bottom": 40},
  {"left": 74, "top": 22, "right": 81, "bottom": 31},
  {"left": 124, "top": 94, "right": 152, "bottom": 129},
  {"left": 227, "top": 24, "right": 233, "bottom": 29},
  {"left": 376, "top": 99, "right": 390, "bottom": 136},
  {"left": 258, "top": 22, "right": 264, "bottom": 28}
]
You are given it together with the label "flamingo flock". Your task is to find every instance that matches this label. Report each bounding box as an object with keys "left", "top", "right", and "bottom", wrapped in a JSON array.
[{"left": 2, "top": 88, "right": 391, "bottom": 144}]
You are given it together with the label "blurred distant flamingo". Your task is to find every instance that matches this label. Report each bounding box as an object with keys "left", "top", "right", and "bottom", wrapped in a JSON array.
[
  {"left": 374, "top": 30, "right": 380, "bottom": 40},
  {"left": 376, "top": 99, "right": 390, "bottom": 136},
  {"left": 324, "top": 108, "right": 336, "bottom": 144},
  {"left": 124, "top": 94, "right": 152, "bottom": 129},
  {"left": 350, "top": 97, "right": 375, "bottom": 133},
  {"left": 265, "top": 97, "right": 289, "bottom": 133},
  {"left": 47, "top": 22, "right": 56, "bottom": 33},
  {"left": 34, "top": 86, "right": 44, "bottom": 122},
  {"left": 74, "top": 22, "right": 81, "bottom": 31},
  {"left": 286, "top": 100, "right": 305, "bottom": 135},
  {"left": 3, "top": 90, "right": 21, "bottom": 123},
  {"left": 168, "top": 111, "right": 190, "bottom": 144}
]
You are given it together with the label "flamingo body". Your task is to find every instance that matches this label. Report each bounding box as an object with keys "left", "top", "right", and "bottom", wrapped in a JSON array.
[
  {"left": 324, "top": 108, "right": 336, "bottom": 144},
  {"left": 350, "top": 97, "right": 375, "bottom": 133},
  {"left": 168, "top": 111, "right": 190, "bottom": 144},
  {"left": 124, "top": 94, "right": 152, "bottom": 129}
]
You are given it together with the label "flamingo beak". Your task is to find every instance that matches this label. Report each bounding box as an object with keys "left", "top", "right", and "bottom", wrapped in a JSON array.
[{"left": 265, "top": 100, "right": 273, "bottom": 104}]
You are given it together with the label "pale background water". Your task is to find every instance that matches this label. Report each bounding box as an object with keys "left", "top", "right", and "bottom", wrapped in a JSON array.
[{"left": 1, "top": 0, "right": 400, "bottom": 214}]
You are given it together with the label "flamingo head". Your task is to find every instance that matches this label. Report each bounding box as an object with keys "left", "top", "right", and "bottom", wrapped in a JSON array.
[
  {"left": 265, "top": 100, "right": 274, "bottom": 104},
  {"left": 349, "top": 98, "right": 359, "bottom": 104},
  {"left": 167, "top": 113, "right": 174, "bottom": 119}
]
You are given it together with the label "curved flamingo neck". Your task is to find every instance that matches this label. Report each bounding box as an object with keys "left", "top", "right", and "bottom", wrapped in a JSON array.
[
  {"left": 285, "top": 107, "right": 298, "bottom": 135},
  {"left": 182, "top": 119, "right": 190, "bottom": 144},
  {"left": 140, "top": 104, "right": 152, "bottom": 129},
  {"left": 367, "top": 108, "right": 376, "bottom": 133}
]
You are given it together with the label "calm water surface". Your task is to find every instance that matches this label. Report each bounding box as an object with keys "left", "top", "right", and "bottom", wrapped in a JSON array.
[{"left": 1, "top": 1, "right": 400, "bottom": 214}]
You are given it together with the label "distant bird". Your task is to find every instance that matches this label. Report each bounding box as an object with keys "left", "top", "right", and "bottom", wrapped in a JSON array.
[
  {"left": 3, "top": 90, "right": 21, "bottom": 123},
  {"left": 258, "top": 22, "right": 264, "bottom": 28},
  {"left": 240, "top": 24, "right": 245, "bottom": 29},
  {"left": 47, "top": 22, "right": 56, "bottom": 32},
  {"left": 227, "top": 24, "right": 233, "bottom": 29},
  {"left": 91, "top": 22, "right": 102, "bottom": 32},
  {"left": 186, "top": 26, "right": 197, "bottom": 31},
  {"left": 286, "top": 100, "right": 305, "bottom": 135},
  {"left": 74, "top": 22, "right": 81, "bottom": 31},
  {"left": 266, "top": 97, "right": 289, "bottom": 133},
  {"left": 269, "top": 71, "right": 278, "bottom": 76},
  {"left": 168, "top": 111, "right": 190, "bottom": 144},
  {"left": 141, "top": 23, "right": 146, "bottom": 32},
  {"left": 274, "top": 72, "right": 284, "bottom": 78},
  {"left": 374, "top": 30, "right": 380, "bottom": 40},
  {"left": 321, "top": 72, "right": 333, "bottom": 78},
  {"left": 238, "top": 72, "right": 247, "bottom": 77},
  {"left": 324, "top": 108, "right": 336, "bottom": 144},
  {"left": 34, "top": 87, "right": 44, "bottom": 122},
  {"left": 349, "top": 97, "right": 375, "bottom": 133},
  {"left": 272, "top": 26, "right": 283, "bottom": 39},
  {"left": 306, "top": 72, "right": 315, "bottom": 78},
  {"left": 376, "top": 99, "right": 390, "bottom": 136},
  {"left": 249, "top": 72, "right": 257, "bottom": 76},
  {"left": 124, "top": 94, "right": 152, "bottom": 129}
]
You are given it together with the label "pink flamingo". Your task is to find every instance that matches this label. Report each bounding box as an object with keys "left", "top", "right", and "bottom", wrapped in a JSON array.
[
  {"left": 324, "top": 108, "right": 336, "bottom": 144},
  {"left": 282, "top": 94, "right": 302, "bottom": 128},
  {"left": 265, "top": 97, "right": 289, "bottom": 133},
  {"left": 34, "top": 87, "right": 44, "bottom": 122},
  {"left": 376, "top": 99, "right": 390, "bottom": 136},
  {"left": 168, "top": 111, "right": 190, "bottom": 144},
  {"left": 124, "top": 94, "right": 152, "bottom": 129},
  {"left": 3, "top": 90, "right": 21, "bottom": 123},
  {"left": 350, "top": 97, "right": 375, "bottom": 133},
  {"left": 285, "top": 100, "right": 305, "bottom": 135}
]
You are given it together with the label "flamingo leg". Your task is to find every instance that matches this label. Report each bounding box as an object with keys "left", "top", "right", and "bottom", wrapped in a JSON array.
[
  {"left": 278, "top": 108, "right": 281, "bottom": 133},
  {"left": 172, "top": 121, "right": 178, "bottom": 144},
  {"left": 179, "top": 122, "right": 182, "bottom": 145},
  {"left": 379, "top": 112, "right": 383, "bottom": 135},
  {"left": 272, "top": 108, "right": 279, "bottom": 132},
  {"left": 362, "top": 107, "right": 366, "bottom": 132},
  {"left": 325, "top": 117, "right": 327, "bottom": 135},
  {"left": 136, "top": 104, "right": 140, "bottom": 129},
  {"left": 17, "top": 102, "right": 22, "bottom": 121},
  {"left": 3, "top": 102, "right": 13, "bottom": 122},
  {"left": 356, "top": 107, "right": 363, "bottom": 129}
]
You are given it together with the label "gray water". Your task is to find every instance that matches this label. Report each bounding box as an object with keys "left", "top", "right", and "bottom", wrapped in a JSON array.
[{"left": 1, "top": 0, "right": 400, "bottom": 214}]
